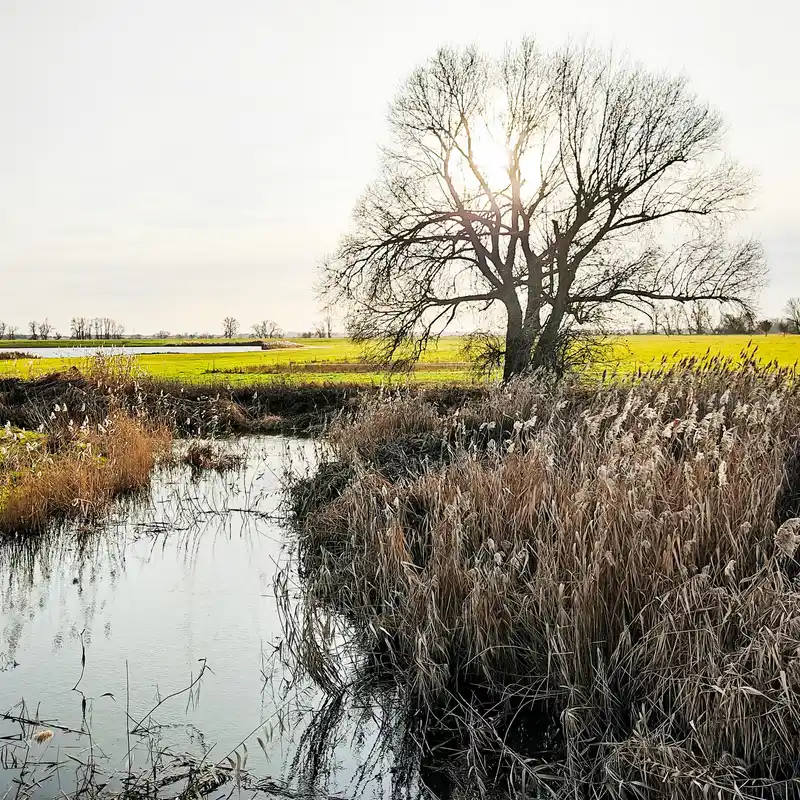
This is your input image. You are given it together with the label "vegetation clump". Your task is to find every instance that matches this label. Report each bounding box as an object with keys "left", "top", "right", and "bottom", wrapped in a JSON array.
[
  {"left": 183, "top": 441, "right": 244, "bottom": 473},
  {"left": 0, "top": 412, "right": 171, "bottom": 535},
  {"left": 285, "top": 359, "right": 800, "bottom": 798}
]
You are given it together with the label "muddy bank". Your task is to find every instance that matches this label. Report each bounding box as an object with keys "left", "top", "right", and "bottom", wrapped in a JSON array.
[{"left": 0, "top": 373, "right": 485, "bottom": 436}]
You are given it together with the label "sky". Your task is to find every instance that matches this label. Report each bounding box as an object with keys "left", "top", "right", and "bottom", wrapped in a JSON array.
[{"left": 0, "top": 0, "right": 797, "bottom": 336}]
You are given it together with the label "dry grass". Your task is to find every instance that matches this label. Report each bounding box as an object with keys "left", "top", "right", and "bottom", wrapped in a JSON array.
[
  {"left": 0, "top": 351, "right": 39, "bottom": 360},
  {"left": 286, "top": 359, "right": 800, "bottom": 798},
  {"left": 0, "top": 413, "right": 171, "bottom": 535}
]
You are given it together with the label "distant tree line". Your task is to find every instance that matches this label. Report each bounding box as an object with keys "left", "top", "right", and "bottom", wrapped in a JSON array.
[
  {"left": 299, "top": 312, "right": 334, "bottom": 339},
  {"left": 631, "top": 298, "right": 800, "bottom": 336},
  {"left": 220, "top": 317, "right": 285, "bottom": 339},
  {"left": 0, "top": 321, "right": 19, "bottom": 339},
  {"left": 70, "top": 317, "right": 125, "bottom": 339},
  {"left": 0, "top": 319, "right": 60, "bottom": 340}
]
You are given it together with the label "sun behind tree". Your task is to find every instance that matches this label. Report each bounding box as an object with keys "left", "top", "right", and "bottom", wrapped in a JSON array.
[{"left": 323, "top": 39, "right": 764, "bottom": 379}]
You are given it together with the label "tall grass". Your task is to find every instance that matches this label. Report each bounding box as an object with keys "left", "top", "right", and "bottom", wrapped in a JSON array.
[
  {"left": 0, "top": 413, "right": 171, "bottom": 535},
  {"left": 286, "top": 360, "right": 800, "bottom": 798}
]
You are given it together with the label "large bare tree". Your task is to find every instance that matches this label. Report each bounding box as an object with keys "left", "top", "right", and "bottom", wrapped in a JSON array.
[{"left": 323, "top": 41, "right": 764, "bottom": 378}]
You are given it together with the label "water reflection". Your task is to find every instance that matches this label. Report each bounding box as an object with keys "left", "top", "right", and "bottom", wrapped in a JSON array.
[
  {"left": 0, "top": 437, "right": 451, "bottom": 799},
  {"left": 0, "top": 437, "right": 389, "bottom": 798}
]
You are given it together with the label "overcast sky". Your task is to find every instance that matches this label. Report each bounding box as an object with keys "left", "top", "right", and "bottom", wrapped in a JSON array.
[{"left": 0, "top": 0, "right": 796, "bottom": 335}]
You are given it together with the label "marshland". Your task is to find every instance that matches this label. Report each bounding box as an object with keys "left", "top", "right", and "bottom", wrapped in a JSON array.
[
  {"left": 3, "top": 352, "right": 800, "bottom": 799},
  {"left": 3, "top": 9, "right": 800, "bottom": 800}
]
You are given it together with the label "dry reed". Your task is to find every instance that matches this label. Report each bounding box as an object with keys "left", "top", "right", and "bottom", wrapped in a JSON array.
[
  {"left": 286, "top": 358, "right": 800, "bottom": 798},
  {"left": 0, "top": 413, "right": 171, "bottom": 535}
]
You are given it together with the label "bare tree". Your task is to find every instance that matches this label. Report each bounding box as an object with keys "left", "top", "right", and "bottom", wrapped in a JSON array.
[
  {"left": 778, "top": 319, "right": 790, "bottom": 335},
  {"left": 37, "top": 319, "right": 52, "bottom": 340},
  {"left": 323, "top": 310, "right": 334, "bottom": 338},
  {"left": 252, "top": 319, "right": 283, "bottom": 338},
  {"left": 647, "top": 306, "right": 662, "bottom": 335},
  {"left": 687, "top": 301, "right": 713, "bottom": 335},
  {"left": 785, "top": 298, "right": 800, "bottom": 333},
  {"left": 6, "top": 325, "right": 18, "bottom": 340},
  {"left": 28, "top": 321, "right": 38, "bottom": 340},
  {"left": 323, "top": 41, "right": 763, "bottom": 379},
  {"left": 757, "top": 319, "right": 773, "bottom": 335},
  {"left": 222, "top": 317, "right": 239, "bottom": 339},
  {"left": 70, "top": 317, "right": 91, "bottom": 339},
  {"left": 312, "top": 321, "right": 327, "bottom": 338},
  {"left": 69, "top": 316, "right": 123, "bottom": 339},
  {"left": 659, "top": 302, "right": 687, "bottom": 335},
  {"left": 718, "top": 308, "right": 755, "bottom": 334},
  {"left": 0, "top": 321, "right": 6, "bottom": 340}
]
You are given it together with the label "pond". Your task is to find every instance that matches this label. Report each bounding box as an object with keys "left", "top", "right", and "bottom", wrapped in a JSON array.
[
  {"left": 0, "top": 346, "right": 264, "bottom": 358},
  {"left": 0, "top": 437, "right": 393, "bottom": 799}
]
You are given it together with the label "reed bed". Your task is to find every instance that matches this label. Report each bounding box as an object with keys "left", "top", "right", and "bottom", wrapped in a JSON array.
[
  {"left": 286, "top": 356, "right": 800, "bottom": 798},
  {"left": 0, "top": 412, "right": 171, "bottom": 535}
]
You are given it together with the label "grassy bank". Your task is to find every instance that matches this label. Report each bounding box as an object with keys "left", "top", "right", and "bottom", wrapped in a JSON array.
[{"left": 286, "top": 360, "right": 800, "bottom": 797}]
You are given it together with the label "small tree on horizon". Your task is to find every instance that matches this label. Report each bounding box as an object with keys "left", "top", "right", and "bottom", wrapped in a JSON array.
[
  {"left": 757, "top": 319, "right": 773, "bottom": 335},
  {"left": 222, "top": 317, "right": 240, "bottom": 339},
  {"left": 778, "top": 319, "right": 791, "bottom": 335},
  {"left": 312, "top": 321, "right": 327, "bottom": 338},
  {"left": 252, "top": 319, "right": 283, "bottom": 338},
  {"left": 323, "top": 40, "right": 763, "bottom": 379},
  {"left": 718, "top": 309, "right": 755, "bottom": 334}
]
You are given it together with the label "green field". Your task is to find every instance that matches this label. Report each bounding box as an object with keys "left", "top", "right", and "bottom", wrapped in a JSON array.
[{"left": 0, "top": 335, "right": 798, "bottom": 385}]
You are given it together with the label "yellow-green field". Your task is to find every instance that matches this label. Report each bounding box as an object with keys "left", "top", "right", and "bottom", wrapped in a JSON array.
[{"left": 0, "top": 335, "right": 798, "bottom": 385}]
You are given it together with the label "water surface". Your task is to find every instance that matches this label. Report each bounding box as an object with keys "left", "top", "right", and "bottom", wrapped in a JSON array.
[
  {"left": 0, "top": 345, "right": 263, "bottom": 358},
  {"left": 0, "top": 437, "right": 389, "bottom": 798}
]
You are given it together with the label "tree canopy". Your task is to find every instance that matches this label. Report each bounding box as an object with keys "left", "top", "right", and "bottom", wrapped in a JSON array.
[{"left": 323, "top": 40, "right": 764, "bottom": 378}]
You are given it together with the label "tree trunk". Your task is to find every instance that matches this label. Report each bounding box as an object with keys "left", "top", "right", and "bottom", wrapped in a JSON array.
[
  {"left": 530, "top": 304, "right": 568, "bottom": 374},
  {"left": 503, "top": 310, "right": 533, "bottom": 381}
]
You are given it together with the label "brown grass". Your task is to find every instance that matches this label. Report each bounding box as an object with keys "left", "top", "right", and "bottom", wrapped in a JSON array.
[
  {"left": 286, "top": 360, "right": 800, "bottom": 797},
  {"left": 0, "top": 351, "right": 39, "bottom": 360},
  {"left": 0, "top": 414, "right": 171, "bottom": 535}
]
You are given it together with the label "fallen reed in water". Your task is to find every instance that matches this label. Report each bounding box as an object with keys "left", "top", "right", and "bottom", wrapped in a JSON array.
[
  {"left": 183, "top": 440, "right": 245, "bottom": 473},
  {"left": 285, "top": 357, "right": 800, "bottom": 798}
]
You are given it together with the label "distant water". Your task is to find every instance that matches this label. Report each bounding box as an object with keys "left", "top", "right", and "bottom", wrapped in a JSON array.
[{"left": 0, "top": 345, "right": 263, "bottom": 358}]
